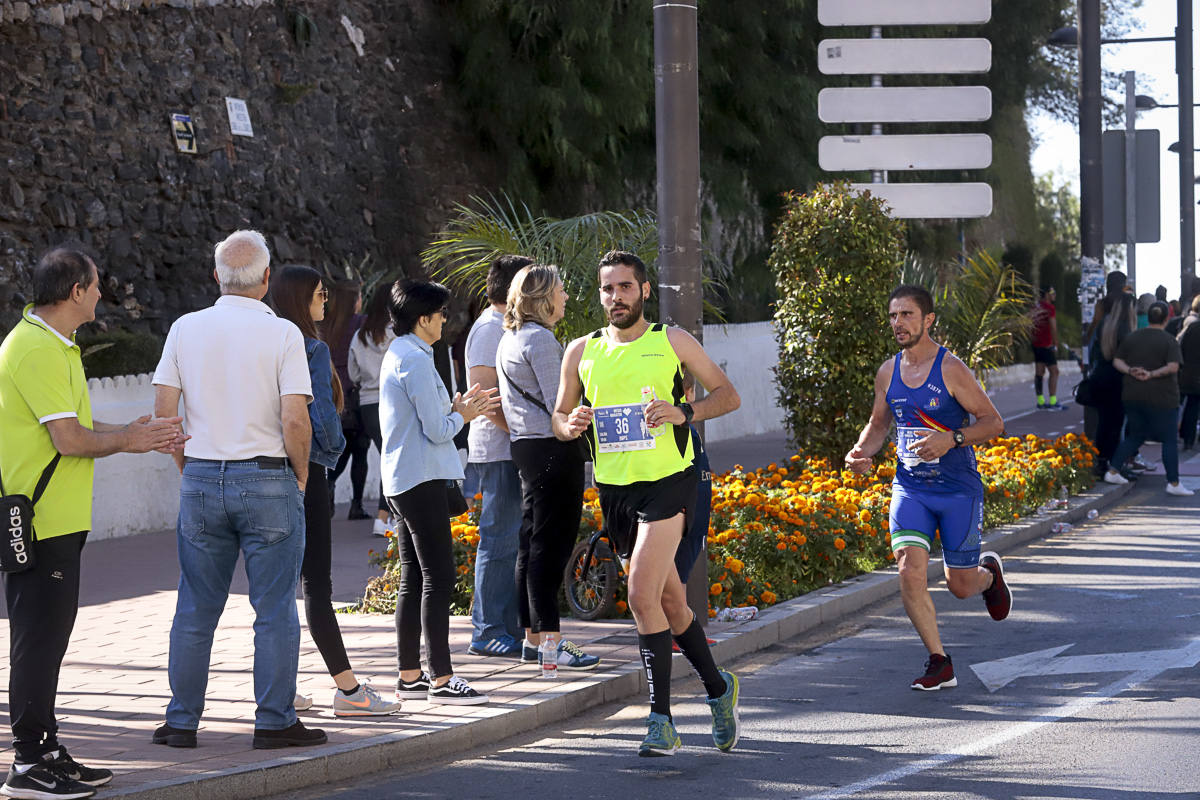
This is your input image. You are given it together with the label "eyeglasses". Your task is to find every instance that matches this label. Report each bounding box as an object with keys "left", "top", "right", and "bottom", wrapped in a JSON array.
[{"left": 316, "top": 287, "right": 329, "bottom": 301}]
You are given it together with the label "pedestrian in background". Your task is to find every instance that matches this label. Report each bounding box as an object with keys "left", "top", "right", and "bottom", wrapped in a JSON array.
[
  {"left": 271, "top": 265, "right": 400, "bottom": 717},
  {"left": 1091, "top": 293, "right": 1136, "bottom": 478},
  {"left": 0, "top": 247, "right": 184, "bottom": 799},
  {"left": 325, "top": 280, "right": 371, "bottom": 520},
  {"left": 152, "top": 230, "right": 326, "bottom": 750},
  {"left": 1031, "top": 286, "right": 1061, "bottom": 410},
  {"left": 349, "top": 286, "right": 397, "bottom": 536},
  {"left": 1177, "top": 295, "right": 1200, "bottom": 450},
  {"left": 1103, "top": 301, "right": 1193, "bottom": 496},
  {"left": 496, "top": 264, "right": 600, "bottom": 670},
  {"left": 380, "top": 279, "right": 498, "bottom": 705},
  {"left": 463, "top": 254, "right": 531, "bottom": 658}
]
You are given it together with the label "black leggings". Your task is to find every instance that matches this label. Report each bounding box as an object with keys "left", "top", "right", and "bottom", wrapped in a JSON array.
[
  {"left": 329, "top": 425, "right": 370, "bottom": 504},
  {"left": 510, "top": 438, "right": 585, "bottom": 634},
  {"left": 360, "top": 403, "right": 389, "bottom": 513},
  {"left": 387, "top": 480, "right": 455, "bottom": 680},
  {"left": 301, "top": 464, "right": 352, "bottom": 676},
  {"left": 5, "top": 531, "right": 86, "bottom": 763}
]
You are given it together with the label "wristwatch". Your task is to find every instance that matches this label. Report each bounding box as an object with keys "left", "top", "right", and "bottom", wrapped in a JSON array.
[
  {"left": 678, "top": 402, "right": 695, "bottom": 425},
  {"left": 952, "top": 429, "right": 965, "bottom": 448}
]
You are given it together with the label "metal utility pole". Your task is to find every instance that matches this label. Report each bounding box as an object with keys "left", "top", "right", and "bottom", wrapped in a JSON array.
[
  {"left": 653, "top": 0, "right": 706, "bottom": 621},
  {"left": 1079, "top": 0, "right": 1105, "bottom": 267},
  {"left": 1124, "top": 70, "right": 1137, "bottom": 287},
  {"left": 1178, "top": 0, "right": 1195, "bottom": 306}
]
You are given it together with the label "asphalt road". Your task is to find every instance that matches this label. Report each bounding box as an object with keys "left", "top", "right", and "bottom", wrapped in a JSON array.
[{"left": 265, "top": 480, "right": 1200, "bottom": 800}]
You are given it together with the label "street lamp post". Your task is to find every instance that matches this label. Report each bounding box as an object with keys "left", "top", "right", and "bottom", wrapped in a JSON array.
[
  {"left": 1049, "top": 0, "right": 1196, "bottom": 303},
  {"left": 1177, "top": 0, "right": 1194, "bottom": 307}
]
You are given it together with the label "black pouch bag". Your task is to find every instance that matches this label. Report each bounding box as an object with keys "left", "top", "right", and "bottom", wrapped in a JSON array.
[{"left": 0, "top": 455, "right": 61, "bottom": 573}]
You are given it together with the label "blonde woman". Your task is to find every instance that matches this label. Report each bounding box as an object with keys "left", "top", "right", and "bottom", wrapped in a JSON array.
[{"left": 496, "top": 265, "right": 600, "bottom": 671}]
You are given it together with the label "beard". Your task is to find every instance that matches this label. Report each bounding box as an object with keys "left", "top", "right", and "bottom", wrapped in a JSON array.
[
  {"left": 607, "top": 294, "right": 644, "bottom": 329},
  {"left": 895, "top": 327, "right": 924, "bottom": 349}
]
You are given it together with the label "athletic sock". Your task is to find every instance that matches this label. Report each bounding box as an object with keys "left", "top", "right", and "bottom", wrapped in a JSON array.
[
  {"left": 672, "top": 615, "right": 727, "bottom": 699},
  {"left": 344, "top": 683, "right": 361, "bottom": 696},
  {"left": 638, "top": 629, "right": 674, "bottom": 719}
]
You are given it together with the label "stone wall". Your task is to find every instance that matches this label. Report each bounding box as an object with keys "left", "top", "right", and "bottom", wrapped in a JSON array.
[{"left": 0, "top": 0, "right": 496, "bottom": 334}]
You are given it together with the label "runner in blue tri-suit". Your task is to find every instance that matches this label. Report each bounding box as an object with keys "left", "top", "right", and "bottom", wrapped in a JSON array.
[{"left": 845, "top": 285, "right": 1013, "bottom": 691}]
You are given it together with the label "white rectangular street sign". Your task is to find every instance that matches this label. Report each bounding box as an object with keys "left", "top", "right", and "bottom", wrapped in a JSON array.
[
  {"left": 818, "top": 38, "right": 991, "bottom": 75},
  {"left": 818, "top": 87, "right": 992, "bottom": 123},
  {"left": 818, "top": 0, "right": 991, "bottom": 26},
  {"left": 850, "top": 183, "right": 993, "bottom": 219},
  {"left": 820, "top": 134, "right": 992, "bottom": 171}
]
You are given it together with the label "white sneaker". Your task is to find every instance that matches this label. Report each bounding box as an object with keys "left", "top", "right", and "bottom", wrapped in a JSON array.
[
  {"left": 1103, "top": 470, "right": 1129, "bottom": 485},
  {"left": 294, "top": 693, "right": 313, "bottom": 711},
  {"left": 1166, "top": 482, "right": 1194, "bottom": 496}
]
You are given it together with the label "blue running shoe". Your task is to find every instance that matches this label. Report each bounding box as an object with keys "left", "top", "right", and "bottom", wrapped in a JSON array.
[
  {"left": 557, "top": 640, "right": 601, "bottom": 670},
  {"left": 638, "top": 712, "right": 681, "bottom": 757},
  {"left": 467, "top": 634, "right": 521, "bottom": 658},
  {"left": 705, "top": 668, "right": 740, "bottom": 751}
]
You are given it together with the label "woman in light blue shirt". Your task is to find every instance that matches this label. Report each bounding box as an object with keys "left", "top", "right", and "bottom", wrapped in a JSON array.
[{"left": 380, "top": 279, "right": 498, "bottom": 705}]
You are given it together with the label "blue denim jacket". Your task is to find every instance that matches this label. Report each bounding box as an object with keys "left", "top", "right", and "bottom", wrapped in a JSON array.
[
  {"left": 306, "top": 337, "right": 347, "bottom": 469},
  {"left": 380, "top": 333, "right": 465, "bottom": 496}
]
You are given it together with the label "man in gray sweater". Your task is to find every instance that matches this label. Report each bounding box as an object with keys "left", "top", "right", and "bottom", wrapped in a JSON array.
[{"left": 464, "top": 255, "right": 532, "bottom": 657}]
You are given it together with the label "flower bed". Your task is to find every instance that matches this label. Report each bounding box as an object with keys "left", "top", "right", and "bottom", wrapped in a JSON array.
[{"left": 358, "top": 433, "right": 1095, "bottom": 618}]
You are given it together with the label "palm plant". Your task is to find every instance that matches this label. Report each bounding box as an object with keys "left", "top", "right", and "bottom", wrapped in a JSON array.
[
  {"left": 421, "top": 192, "right": 725, "bottom": 342},
  {"left": 901, "top": 250, "right": 1034, "bottom": 382}
]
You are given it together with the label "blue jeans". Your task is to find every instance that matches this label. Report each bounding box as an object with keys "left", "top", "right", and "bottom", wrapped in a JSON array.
[
  {"left": 464, "top": 461, "right": 522, "bottom": 643},
  {"left": 1111, "top": 403, "right": 1180, "bottom": 483},
  {"left": 166, "top": 460, "right": 305, "bottom": 731}
]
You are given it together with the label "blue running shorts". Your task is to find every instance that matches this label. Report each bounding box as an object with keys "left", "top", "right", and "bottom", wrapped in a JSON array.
[{"left": 888, "top": 485, "right": 983, "bottom": 569}]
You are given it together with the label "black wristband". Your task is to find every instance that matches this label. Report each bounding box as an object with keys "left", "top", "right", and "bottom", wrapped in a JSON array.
[{"left": 678, "top": 402, "right": 695, "bottom": 425}]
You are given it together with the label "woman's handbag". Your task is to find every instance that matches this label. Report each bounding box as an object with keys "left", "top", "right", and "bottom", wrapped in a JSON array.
[
  {"left": 1073, "top": 377, "right": 1098, "bottom": 407},
  {"left": 0, "top": 455, "right": 60, "bottom": 573},
  {"left": 446, "top": 480, "right": 469, "bottom": 517},
  {"left": 340, "top": 383, "right": 361, "bottom": 432}
]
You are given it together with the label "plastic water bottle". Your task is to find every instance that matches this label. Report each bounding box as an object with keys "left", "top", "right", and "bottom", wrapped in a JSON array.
[
  {"left": 538, "top": 638, "right": 559, "bottom": 679},
  {"left": 1056, "top": 486, "right": 1069, "bottom": 509},
  {"left": 1051, "top": 522, "right": 1073, "bottom": 534},
  {"left": 641, "top": 386, "right": 668, "bottom": 438},
  {"left": 1087, "top": 509, "right": 1099, "bottom": 520},
  {"left": 716, "top": 606, "right": 759, "bottom": 622}
]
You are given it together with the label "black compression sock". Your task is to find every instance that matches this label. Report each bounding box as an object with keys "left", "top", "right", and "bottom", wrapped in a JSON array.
[
  {"left": 638, "top": 629, "right": 674, "bottom": 719},
  {"left": 673, "top": 616, "right": 727, "bottom": 699},
  {"left": 1034, "top": 375, "right": 1044, "bottom": 397}
]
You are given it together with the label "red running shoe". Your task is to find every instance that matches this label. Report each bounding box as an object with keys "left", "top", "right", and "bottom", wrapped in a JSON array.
[
  {"left": 980, "top": 551, "right": 1012, "bottom": 621},
  {"left": 911, "top": 653, "right": 957, "bottom": 691}
]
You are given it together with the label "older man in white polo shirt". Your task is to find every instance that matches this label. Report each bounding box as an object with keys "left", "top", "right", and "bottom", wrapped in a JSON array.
[{"left": 150, "top": 230, "right": 327, "bottom": 750}]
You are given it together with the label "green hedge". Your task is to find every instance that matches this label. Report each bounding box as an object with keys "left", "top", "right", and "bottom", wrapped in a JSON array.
[{"left": 77, "top": 329, "right": 164, "bottom": 379}]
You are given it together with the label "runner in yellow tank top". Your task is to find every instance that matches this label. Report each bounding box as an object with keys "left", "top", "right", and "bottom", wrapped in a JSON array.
[{"left": 552, "top": 250, "right": 742, "bottom": 757}]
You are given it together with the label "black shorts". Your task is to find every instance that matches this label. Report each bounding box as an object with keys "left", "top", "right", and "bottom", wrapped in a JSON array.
[
  {"left": 1033, "top": 346, "right": 1058, "bottom": 365},
  {"left": 598, "top": 466, "right": 698, "bottom": 559}
]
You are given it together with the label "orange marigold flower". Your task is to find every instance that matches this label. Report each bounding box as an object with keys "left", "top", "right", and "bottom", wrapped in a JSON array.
[
  {"left": 710, "top": 582, "right": 723, "bottom": 596},
  {"left": 834, "top": 537, "right": 847, "bottom": 551}
]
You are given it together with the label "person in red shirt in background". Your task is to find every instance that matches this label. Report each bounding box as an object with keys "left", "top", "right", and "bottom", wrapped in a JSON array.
[{"left": 1032, "top": 287, "right": 1062, "bottom": 410}]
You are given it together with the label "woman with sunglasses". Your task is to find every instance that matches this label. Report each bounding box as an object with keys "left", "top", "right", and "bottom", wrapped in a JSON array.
[
  {"left": 380, "top": 279, "right": 499, "bottom": 704},
  {"left": 271, "top": 265, "right": 401, "bottom": 717}
]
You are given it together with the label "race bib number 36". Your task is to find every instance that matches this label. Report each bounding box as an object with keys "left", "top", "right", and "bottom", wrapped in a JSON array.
[{"left": 593, "top": 404, "right": 656, "bottom": 453}]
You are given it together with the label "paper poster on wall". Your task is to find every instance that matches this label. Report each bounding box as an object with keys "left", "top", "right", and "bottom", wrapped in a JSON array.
[
  {"left": 225, "top": 97, "right": 254, "bottom": 137},
  {"left": 170, "top": 113, "right": 196, "bottom": 154}
]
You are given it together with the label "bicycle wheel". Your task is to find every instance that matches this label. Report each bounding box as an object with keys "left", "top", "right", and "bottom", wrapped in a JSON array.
[{"left": 563, "top": 538, "right": 618, "bottom": 620}]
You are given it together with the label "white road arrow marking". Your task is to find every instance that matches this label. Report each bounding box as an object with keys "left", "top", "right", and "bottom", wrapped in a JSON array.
[
  {"left": 804, "top": 638, "right": 1200, "bottom": 799},
  {"left": 970, "top": 640, "right": 1200, "bottom": 692}
]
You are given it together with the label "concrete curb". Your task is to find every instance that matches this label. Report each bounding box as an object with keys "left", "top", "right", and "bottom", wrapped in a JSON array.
[{"left": 108, "top": 481, "right": 1133, "bottom": 799}]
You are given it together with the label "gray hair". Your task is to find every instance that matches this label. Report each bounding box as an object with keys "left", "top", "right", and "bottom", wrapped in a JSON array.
[{"left": 214, "top": 230, "right": 270, "bottom": 291}]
